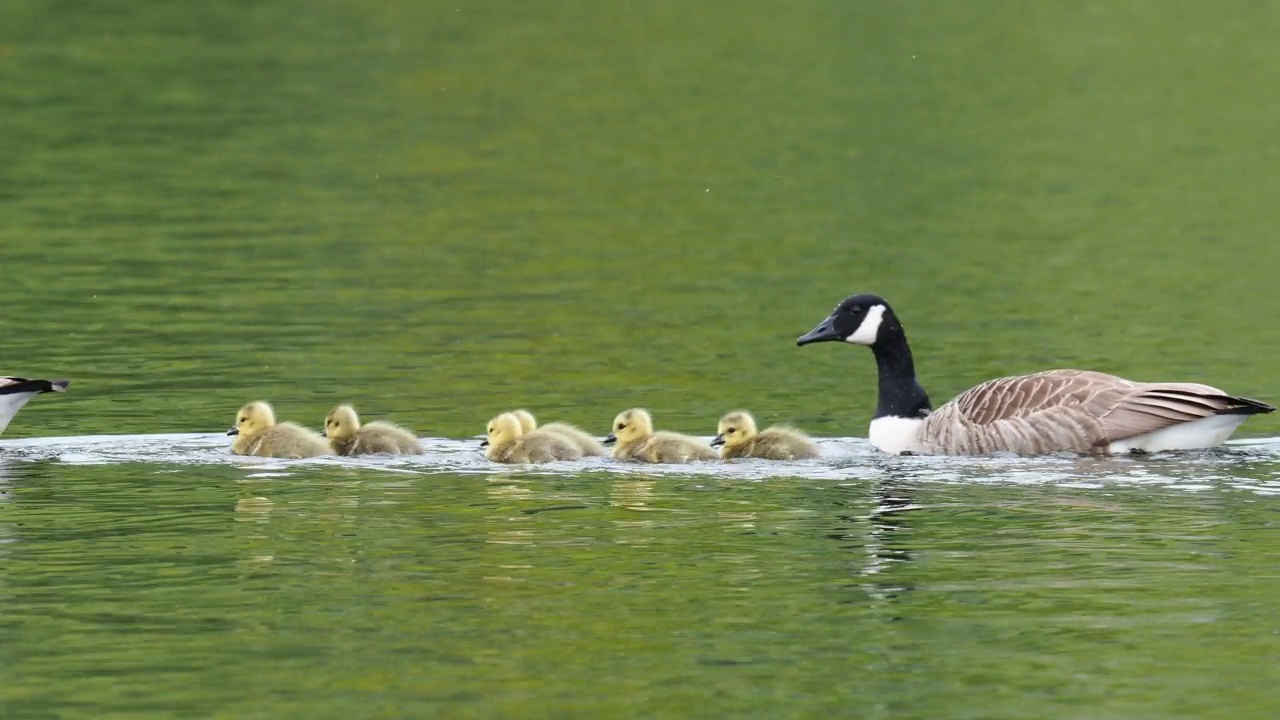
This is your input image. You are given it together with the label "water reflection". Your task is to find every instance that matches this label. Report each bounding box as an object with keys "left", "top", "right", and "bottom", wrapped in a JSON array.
[
  {"left": 861, "top": 471, "right": 920, "bottom": 605},
  {"left": 233, "top": 496, "right": 275, "bottom": 522},
  {"left": 486, "top": 475, "right": 535, "bottom": 503},
  {"left": 610, "top": 477, "right": 658, "bottom": 512},
  {"left": 825, "top": 459, "right": 922, "bottom": 607},
  {"left": 0, "top": 459, "right": 14, "bottom": 556},
  {"left": 0, "top": 457, "right": 13, "bottom": 498}
]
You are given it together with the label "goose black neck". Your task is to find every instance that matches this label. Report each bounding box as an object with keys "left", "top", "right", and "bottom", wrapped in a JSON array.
[{"left": 870, "top": 315, "right": 931, "bottom": 419}]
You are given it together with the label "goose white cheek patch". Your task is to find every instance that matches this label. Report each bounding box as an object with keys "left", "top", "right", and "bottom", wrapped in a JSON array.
[{"left": 846, "top": 304, "right": 886, "bottom": 345}]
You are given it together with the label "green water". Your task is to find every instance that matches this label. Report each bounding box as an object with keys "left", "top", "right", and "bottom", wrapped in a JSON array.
[{"left": 3, "top": 0, "right": 1280, "bottom": 717}]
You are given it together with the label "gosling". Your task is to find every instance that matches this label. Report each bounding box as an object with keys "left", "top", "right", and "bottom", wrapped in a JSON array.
[
  {"left": 603, "top": 408, "right": 717, "bottom": 463},
  {"left": 711, "top": 410, "right": 819, "bottom": 460},
  {"left": 228, "top": 401, "right": 330, "bottom": 459},
  {"left": 322, "top": 404, "right": 425, "bottom": 456},
  {"left": 512, "top": 408, "right": 607, "bottom": 456},
  {"left": 482, "top": 412, "right": 582, "bottom": 463}
]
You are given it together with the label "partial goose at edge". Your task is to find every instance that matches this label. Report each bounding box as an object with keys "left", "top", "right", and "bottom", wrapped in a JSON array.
[{"left": 0, "top": 377, "right": 69, "bottom": 435}]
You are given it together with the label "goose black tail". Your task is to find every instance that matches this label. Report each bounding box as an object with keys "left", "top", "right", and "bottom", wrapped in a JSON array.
[{"left": 1221, "top": 396, "right": 1275, "bottom": 416}]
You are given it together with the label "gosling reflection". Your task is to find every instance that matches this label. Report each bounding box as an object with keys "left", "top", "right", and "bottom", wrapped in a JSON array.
[
  {"left": 611, "top": 477, "right": 658, "bottom": 511},
  {"left": 611, "top": 477, "right": 660, "bottom": 545},
  {"left": 234, "top": 496, "right": 275, "bottom": 522}
]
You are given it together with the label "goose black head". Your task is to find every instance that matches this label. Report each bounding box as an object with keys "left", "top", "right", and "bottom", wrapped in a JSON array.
[{"left": 797, "top": 294, "right": 894, "bottom": 347}]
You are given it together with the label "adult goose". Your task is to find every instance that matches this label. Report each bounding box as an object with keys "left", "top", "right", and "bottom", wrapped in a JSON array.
[
  {"left": 796, "top": 294, "right": 1273, "bottom": 455},
  {"left": 0, "top": 377, "right": 69, "bottom": 435}
]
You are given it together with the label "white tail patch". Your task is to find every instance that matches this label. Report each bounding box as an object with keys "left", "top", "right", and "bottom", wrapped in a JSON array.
[
  {"left": 846, "top": 304, "right": 886, "bottom": 345},
  {"left": 1107, "top": 414, "right": 1249, "bottom": 454},
  {"left": 869, "top": 415, "right": 924, "bottom": 454},
  {"left": 0, "top": 391, "right": 40, "bottom": 434}
]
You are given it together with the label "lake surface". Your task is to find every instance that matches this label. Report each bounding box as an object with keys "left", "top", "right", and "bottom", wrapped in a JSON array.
[{"left": 3, "top": 0, "right": 1280, "bottom": 717}]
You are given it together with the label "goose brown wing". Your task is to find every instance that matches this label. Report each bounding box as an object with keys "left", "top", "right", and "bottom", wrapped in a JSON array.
[
  {"left": 939, "top": 370, "right": 1270, "bottom": 447},
  {"left": 944, "top": 370, "right": 1133, "bottom": 425},
  {"left": 1098, "top": 382, "right": 1273, "bottom": 443}
]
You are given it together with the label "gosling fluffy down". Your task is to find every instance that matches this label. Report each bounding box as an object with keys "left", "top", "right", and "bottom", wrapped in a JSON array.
[
  {"left": 511, "top": 408, "right": 607, "bottom": 456},
  {"left": 711, "top": 410, "right": 819, "bottom": 460},
  {"left": 228, "top": 401, "right": 330, "bottom": 459},
  {"left": 603, "top": 408, "right": 718, "bottom": 464},
  {"left": 482, "top": 412, "right": 582, "bottom": 463},
  {"left": 323, "top": 404, "right": 424, "bottom": 456}
]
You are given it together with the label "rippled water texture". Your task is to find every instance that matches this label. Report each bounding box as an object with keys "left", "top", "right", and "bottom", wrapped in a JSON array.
[{"left": 4, "top": 0, "right": 1280, "bottom": 717}]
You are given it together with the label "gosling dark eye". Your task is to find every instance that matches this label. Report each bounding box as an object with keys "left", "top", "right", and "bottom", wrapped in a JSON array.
[
  {"left": 616, "top": 423, "right": 625, "bottom": 430},
  {"left": 727, "top": 427, "right": 736, "bottom": 433}
]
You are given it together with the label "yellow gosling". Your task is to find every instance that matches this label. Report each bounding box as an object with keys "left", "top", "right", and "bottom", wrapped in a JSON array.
[
  {"left": 482, "top": 412, "right": 581, "bottom": 463},
  {"left": 603, "top": 408, "right": 717, "bottom": 464},
  {"left": 323, "top": 404, "right": 425, "bottom": 456},
  {"left": 711, "top": 410, "right": 819, "bottom": 460},
  {"left": 511, "top": 408, "right": 607, "bottom": 456},
  {"left": 228, "top": 401, "right": 330, "bottom": 459}
]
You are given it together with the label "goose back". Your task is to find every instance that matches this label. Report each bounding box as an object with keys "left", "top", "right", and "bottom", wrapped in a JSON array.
[{"left": 915, "top": 369, "right": 1272, "bottom": 455}]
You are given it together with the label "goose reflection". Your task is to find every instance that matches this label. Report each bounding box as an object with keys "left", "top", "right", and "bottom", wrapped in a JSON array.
[
  {"left": 829, "top": 463, "right": 921, "bottom": 605},
  {"left": 861, "top": 473, "right": 918, "bottom": 601}
]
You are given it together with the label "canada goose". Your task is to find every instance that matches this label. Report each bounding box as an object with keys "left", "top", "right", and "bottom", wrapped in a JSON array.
[
  {"left": 711, "top": 410, "right": 820, "bottom": 460},
  {"left": 227, "top": 401, "right": 331, "bottom": 458},
  {"left": 322, "top": 404, "right": 424, "bottom": 456},
  {"left": 0, "top": 377, "right": 69, "bottom": 434},
  {"left": 797, "top": 293, "right": 1275, "bottom": 455},
  {"left": 603, "top": 408, "right": 718, "bottom": 463},
  {"left": 511, "top": 408, "right": 607, "bottom": 456},
  {"left": 481, "top": 412, "right": 581, "bottom": 463}
]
